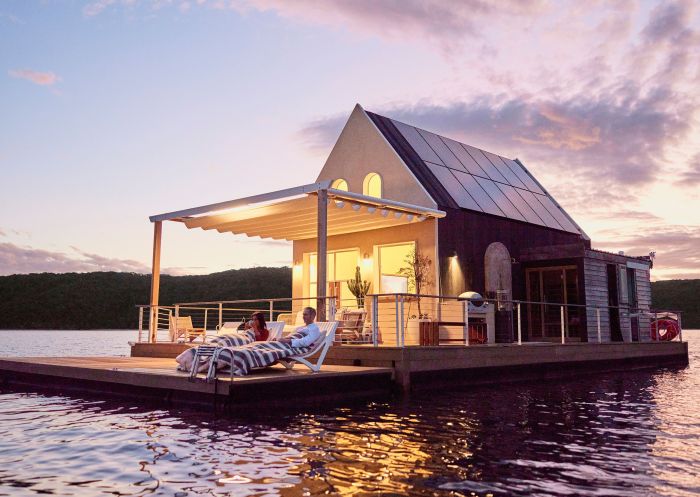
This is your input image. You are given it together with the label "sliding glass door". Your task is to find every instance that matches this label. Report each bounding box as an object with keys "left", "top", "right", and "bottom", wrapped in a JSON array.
[{"left": 526, "top": 266, "right": 580, "bottom": 340}]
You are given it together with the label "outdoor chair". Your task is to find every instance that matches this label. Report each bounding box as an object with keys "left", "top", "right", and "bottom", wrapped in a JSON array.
[
  {"left": 336, "top": 309, "right": 368, "bottom": 344},
  {"left": 203, "top": 321, "right": 339, "bottom": 381},
  {"left": 279, "top": 321, "right": 338, "bottom": 372},
  {"left": 169, "top": 315, "right": 206, "bottom": 342}
]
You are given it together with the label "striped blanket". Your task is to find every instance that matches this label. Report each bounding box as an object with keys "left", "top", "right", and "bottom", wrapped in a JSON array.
[
  {"left": 212, "top": 340, "right": 311, "bottom": 377},
  {"left": 175, "top": 330, "right": 256, "bottom": 372}
]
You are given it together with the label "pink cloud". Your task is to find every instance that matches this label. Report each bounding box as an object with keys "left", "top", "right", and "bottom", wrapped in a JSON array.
[
  {"left": 9, "top": 69, "right": 60, "bottom": 86},
  {"left": 593, "top": 225, "right": 700, "bottom": 279}
]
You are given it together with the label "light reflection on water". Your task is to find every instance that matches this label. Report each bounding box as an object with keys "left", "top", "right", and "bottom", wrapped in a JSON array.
[{"left": 0, "top": 330, "right": 698, "bottom": 496}]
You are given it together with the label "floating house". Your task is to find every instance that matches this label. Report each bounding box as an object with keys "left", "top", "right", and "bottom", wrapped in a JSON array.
[{"left": 148, "top": 104, "right": 657, "bottom": 346}]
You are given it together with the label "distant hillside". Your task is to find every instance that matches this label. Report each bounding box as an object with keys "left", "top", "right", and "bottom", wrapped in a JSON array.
[
  {"left": 651, "top": 279, "right": 700, "bottom": 329},
  {"left": 0, "top": 271, "right": 696, "bottom": 330},
  {"left": 0, "top": 268, "right": 291, "bottom": 330}
]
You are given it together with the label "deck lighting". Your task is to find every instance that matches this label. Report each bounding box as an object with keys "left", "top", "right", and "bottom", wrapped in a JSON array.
[
  {"left": 351, "top": 203, "right": 362, "bottom": 211},
  {"left": 367, "top": 207, "right": 377, "bottom": 214},
  {"left": 380, "top": 209, "right": 389, "bottom": 217},
  {"left": 417, "top": 215, "right": 427, "bottom": 222},
  {"left": 394, "top": 211, "right": 403, "bottom": 219},
  {"left": 334, "top": 200, "right": 345, "bottom": 208},
  {"left": 406, "top": 214, "right": 414, "bottom": 222}
]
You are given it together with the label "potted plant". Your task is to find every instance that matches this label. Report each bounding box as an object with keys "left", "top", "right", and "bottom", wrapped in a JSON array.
[
  {"left": 398, "top": 248, "right": 437, "bottom": 345},
  {"left": 347, "top": 266, "right": 370, "bottom": 309}
]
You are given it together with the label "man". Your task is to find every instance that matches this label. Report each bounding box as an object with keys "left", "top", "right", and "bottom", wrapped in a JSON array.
[{"left": 278, "top": 306, "right": 320, "bottom": 348}]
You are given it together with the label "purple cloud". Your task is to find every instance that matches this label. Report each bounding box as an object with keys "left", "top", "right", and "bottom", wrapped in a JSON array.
[
  {"left": 593, "top": 225, "right": 700, "bottom": 278},
  {"left": 677, "top": 153, "right": 700, "bottom": 186},
  {"left": 0, "top": 242, "right": 150, "bottom": 275}
]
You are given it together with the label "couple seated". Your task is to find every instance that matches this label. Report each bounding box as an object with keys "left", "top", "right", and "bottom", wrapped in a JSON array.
[{"left": 176, "top": 307, "right": 320, "bottom": 377}]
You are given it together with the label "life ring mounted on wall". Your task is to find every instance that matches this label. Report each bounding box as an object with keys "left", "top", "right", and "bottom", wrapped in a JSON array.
[{"left": 651, "top": 317, "right": 680, "bottom": 341}]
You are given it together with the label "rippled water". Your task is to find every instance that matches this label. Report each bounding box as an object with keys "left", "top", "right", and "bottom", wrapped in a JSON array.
[{"left": 0, "top": 330, "right": 698, "bottom": 496}]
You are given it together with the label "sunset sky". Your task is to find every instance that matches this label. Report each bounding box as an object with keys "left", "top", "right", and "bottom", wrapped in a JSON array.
[{"left": 1, "top": 0, "right": 699, "bottom": 280}]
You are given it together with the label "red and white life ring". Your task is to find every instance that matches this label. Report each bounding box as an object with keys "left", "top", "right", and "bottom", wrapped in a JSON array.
[{"left": 651, "top": 318, "right": 680, "bottom": 341}]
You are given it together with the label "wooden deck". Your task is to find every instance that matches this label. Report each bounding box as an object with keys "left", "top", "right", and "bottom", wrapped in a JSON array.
[{"left": 0, "top": 356, "right": 395, "bottom": 408}]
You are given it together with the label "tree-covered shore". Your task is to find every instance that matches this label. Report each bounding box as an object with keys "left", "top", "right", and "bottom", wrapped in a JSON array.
[{"left": 0, "top": 270, "right": 697, "bottom": 329}]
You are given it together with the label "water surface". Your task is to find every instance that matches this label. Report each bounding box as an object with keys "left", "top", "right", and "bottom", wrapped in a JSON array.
[{"left": 0, "top": 329, "right": 698, "bottom": 496}]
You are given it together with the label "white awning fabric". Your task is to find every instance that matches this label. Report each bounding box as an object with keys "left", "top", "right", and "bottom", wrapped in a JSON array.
[{"left": 150, "top": 182, "right": 445, "bottom": 241}]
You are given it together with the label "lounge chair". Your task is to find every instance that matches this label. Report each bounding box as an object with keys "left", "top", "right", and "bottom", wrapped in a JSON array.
[
  {"left": 169, "top": 315, "right": 206, "bottom": 342},
  {"left": 201, "top": 321, "right": 338, "bottom": 381},
  {"left": 279, "top": 321, "right": 338, "bottom": 372},
  {"left": 187, "top": 321, "right": 286, "bottom": 380}
]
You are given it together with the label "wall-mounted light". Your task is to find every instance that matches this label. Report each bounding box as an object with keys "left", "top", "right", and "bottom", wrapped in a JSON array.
[{"left": 450, "top": 249, "right": 458, "bottom": 258}]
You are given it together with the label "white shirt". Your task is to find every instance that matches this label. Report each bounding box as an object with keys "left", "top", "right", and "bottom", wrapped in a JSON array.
[{"left": 291, "top": 322, "right": 320, "bottom": 348}]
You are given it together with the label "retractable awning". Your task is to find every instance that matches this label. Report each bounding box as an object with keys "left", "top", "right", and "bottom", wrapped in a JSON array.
[{"left": 150, "top": 181, "right": 445, "bottom": 241}]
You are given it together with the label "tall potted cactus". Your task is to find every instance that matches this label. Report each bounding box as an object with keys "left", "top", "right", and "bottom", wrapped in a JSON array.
[{"left": 347, "top": 266, "right": 371, "bottom": 308}]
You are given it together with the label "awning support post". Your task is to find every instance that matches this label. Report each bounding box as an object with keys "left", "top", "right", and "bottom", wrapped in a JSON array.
[
  {"left": 317, "top": 189, "right": 328, "bottom": 321},
  {"left": 149, "top": 221, "right": 162, "bottom": 342}
]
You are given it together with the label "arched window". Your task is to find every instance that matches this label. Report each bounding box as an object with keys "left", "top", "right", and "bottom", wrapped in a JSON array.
[
  {"left": 363, "top": 172, "right": 382, "bottom": 198},
  {"left": 331, "top": 178, "right": 348, "bottom": 191}
]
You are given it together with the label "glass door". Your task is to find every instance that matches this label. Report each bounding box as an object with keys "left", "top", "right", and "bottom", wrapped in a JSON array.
[{"left": 526, "top": 266, "right": 580, "bottom": 340}]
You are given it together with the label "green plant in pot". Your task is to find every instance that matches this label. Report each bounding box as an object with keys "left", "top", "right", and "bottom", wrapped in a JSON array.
[
  {"left": 347, "top": 266, "right": 370, "bottom": 309},
  {"left": 399, "top": 248, "right": 437, "bottom": 345},
  {"left": 398, "top": 247, "right": 433, "bottom": 318}
]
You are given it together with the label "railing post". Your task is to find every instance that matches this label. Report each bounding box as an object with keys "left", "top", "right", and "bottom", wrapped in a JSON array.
[
  {"left": 395, "top": 294, "right": 400, "bottom": 347},
  {"left": 462, "top": 301, "right": 468, "bottom": 345},
  {"left": 678, "top": 313, "right": 683, "bottom": 342},
  {"left": 204, "top": 308, "right": 208, "bottom": 331},
  {"left": 464, "top": 299, "right": 469, "bottom": 346},
  {"left": 138, "top": 307, "right": 144, "bottom": 342},
  {"left": 218, "top": 303, "right": 223, "bottom": 329},
  {"left": 372, "top": 295, "right": 379, "bottom": 347},
  {"left": 269, "top": 300, "right": 274, "bottom": 322},
  {"left": 150, "top": 306, "right": 159, "bottom": 343},
  {"left": 596, "top": 308, "right": 601, "bottom": 343},
  {"left": 517, "top": 302, "right": 522, "bottom": 345},
  {"left": 560, "top": 305, "right": 565, "bottom": 344},
  {"left": 399, "top": 295, "right": 405, "bottom": 347}
]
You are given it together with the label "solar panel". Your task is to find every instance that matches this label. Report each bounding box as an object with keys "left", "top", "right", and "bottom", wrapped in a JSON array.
[
  {"left": 416, "top": 128, "right": 467, "bottom": 172},
  {"left": 474, "top": 176, "right": 526, "bottom": 221},
  {"left": 483, "top": 151, "right": 527, "bottom": 189},
  {"left": 441, "top": 136, "right": 491, "bottom": 178},
  {"left": 535, "top": 194, "right": 579, "bottom": 233},
  {"left": 451, "top": 169, "right": 504, "bottom": 217},
  {"left": 390, "top": 117, "right": 579, "bottom": 234},
  {"left": 501, "top": 157, "right": 544, "bottom": 194},
  {"left": 424, "top": 162, "right": 482, "bottom": 212},
  {"left": 462, "top": 144, "right": 509, "bottom": 184},
  {"left": 392, "top": 120, "right": 442, "bottom": 164},
  {"left": 516, "top": 189, "right": 563, "bottom": 230},
  {"left": 496, "top": 183, "right": 544, "bottom": 226}
]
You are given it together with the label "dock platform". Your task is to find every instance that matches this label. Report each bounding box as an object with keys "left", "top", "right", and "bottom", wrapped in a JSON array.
[{"left": 0, "top": 357, "right": 395, "bottom": 408}]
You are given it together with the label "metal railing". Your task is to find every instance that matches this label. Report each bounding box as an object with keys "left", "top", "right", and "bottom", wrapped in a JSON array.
[{"left": 135, "top": 293, "right": 683, "bottom": 347}]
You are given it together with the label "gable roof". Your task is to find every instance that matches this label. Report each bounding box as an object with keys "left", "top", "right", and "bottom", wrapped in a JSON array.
[{"left": 366, "top": 110, "right": 585, "bottom": 237}]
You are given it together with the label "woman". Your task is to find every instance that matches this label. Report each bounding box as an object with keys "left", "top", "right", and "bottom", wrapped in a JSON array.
[
  {"left": 243, "top": 312, "right": 270, "bottom": 342},
  {"left": 175, "top": 312, "right": 270, "bottom": 371}
]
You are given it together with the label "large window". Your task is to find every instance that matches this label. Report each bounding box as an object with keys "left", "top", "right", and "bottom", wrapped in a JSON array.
[
  {"left": 308, "top": 249, "right": 360, "bottom": 308},
  {"left": 376, "top": 242, "right": 415, "bottom": 293},
  {"left": 363, "top": 172, "right": 382, "bottom": 198}
]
